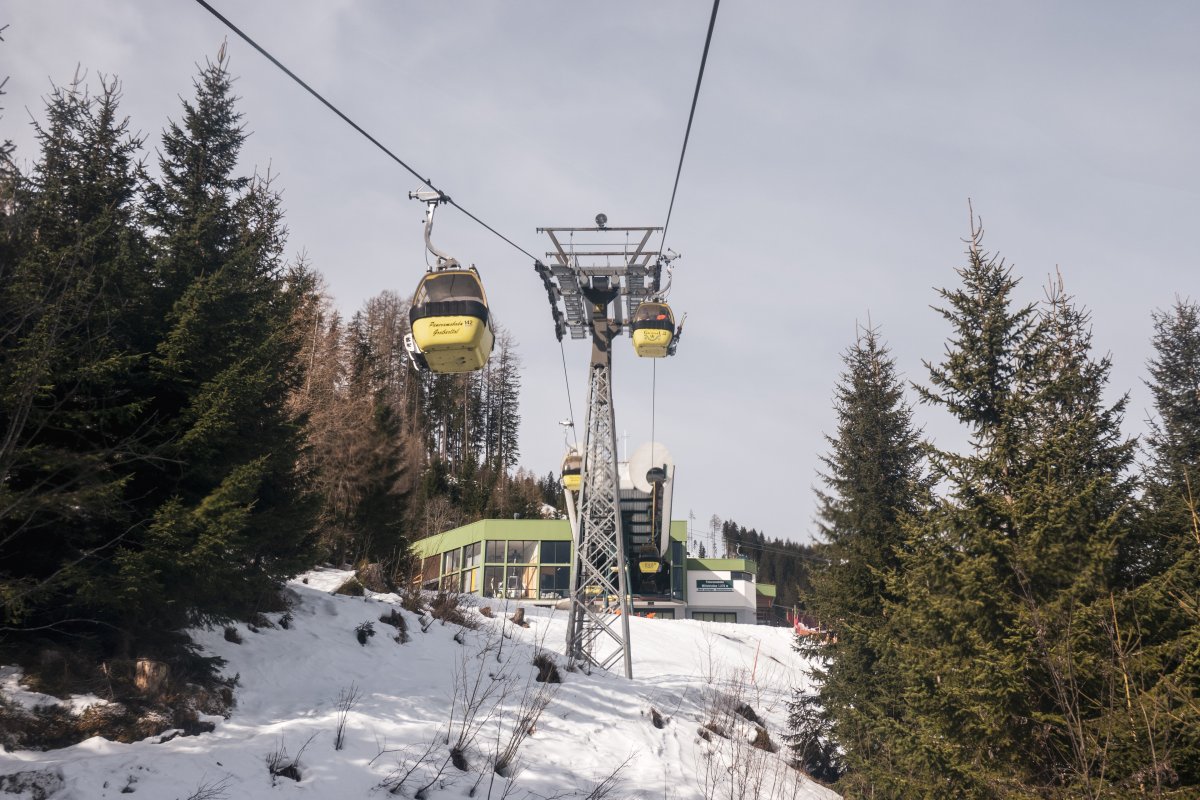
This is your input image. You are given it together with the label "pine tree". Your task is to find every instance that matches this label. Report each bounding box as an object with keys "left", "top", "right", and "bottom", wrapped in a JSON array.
[{"left": 790, "top": 323, "right": 925, "bottom": 789}]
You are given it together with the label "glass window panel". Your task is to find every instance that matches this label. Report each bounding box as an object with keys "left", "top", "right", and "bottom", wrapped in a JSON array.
[
  {"left": 483, "top": 566, "right": 504, "bottom": 598},
  {"left": 443, "top": 549, "right": 461, "bottom": 573},
  {"left": 538, "top": 566, "right": 570, "bottom": 599},
  {"left": 505, "top": 566, "right": 537, "bottom": 599},
  {"left": 460, "top": 567, "right": 479, "bottom": 594},
  {"left": 507, "top": 540, "right": 537, "bottom": 564},
  {"left": 485, "top": 540, "right": 506, "bottom": 563},
  {"left": 425, "top": 272, "right": 483, "bottom": 302},
  {"left": 463, "top": 542, "right": 481, "bottom": 569},
  {"left": 540, "top": 540, "right": 570, "bottom": 564}
]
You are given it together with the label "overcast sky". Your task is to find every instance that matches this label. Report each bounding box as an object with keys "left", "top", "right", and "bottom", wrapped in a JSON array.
[{"left": 4, "top": 1, "right": 1198, "bottom": 546}]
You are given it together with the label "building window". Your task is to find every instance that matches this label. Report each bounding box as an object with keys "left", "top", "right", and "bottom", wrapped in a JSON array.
[
  {"left": 485, "top": 540, "right": 505, "bottom": 563},
  {"left": 463, "top": 542, "right": 481, "bottom": 569},
  {"left": 505, "top": 566, "right": 537, "bottom": 598},
  {"left": 443, "top": 549, "right": 461, "bottom": 574},
  {"left": 507, "top": 540, "right": 537, "bottom": 564},
  {"left": 540, "top": 540, "right": 571, "bottom": 564},
  {"left": 421, "top": 556, "right": 439, "bottom": 590},
  {"left": 730, "top": 571, "right": 752, "bottom": 582},
  {"left": 440, "top": 573, "right": 457, "bottom": 591},
  {"left": 538, "top": 565, "right": 570, "bottom": 598},
  {"left": 460, "top": 567, "right": 479, "bottom": 594},
  {"left": 483, "top": 566, "right": 504, "bottom": 597},
  {"left": 691, "top": 611, "right": 738, "bottom": 624}
]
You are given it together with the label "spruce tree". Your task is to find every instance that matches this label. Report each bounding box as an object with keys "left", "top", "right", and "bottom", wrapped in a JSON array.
[
  {"left": 892, "top": 225, "right": 1135, "bottom": 797},
  {"left": 1109, "top": 298, "right": 1200, "bottom": 790},
  {"left": 106, "top": 54, "right": 316, "bottom": 635},
  {"left": 0, "top": 76, "right": 152, "bottom": 645},
  {"left": 790, "top": 324, "right": 925, "bottom": 789}
]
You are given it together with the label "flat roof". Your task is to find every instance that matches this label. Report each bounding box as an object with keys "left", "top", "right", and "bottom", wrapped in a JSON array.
[
  {"left": 686, "top": 557, "right": 758, "bottom": 575},
  {"left": 412, "top": 518, "right": 689, "bottom": 558}
]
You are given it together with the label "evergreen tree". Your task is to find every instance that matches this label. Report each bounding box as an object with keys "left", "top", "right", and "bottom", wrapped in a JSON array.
[
  {"left": 484, "top": 328, "right": 522, "bottom": 471},
  {"left": 890, "top": 226, "right": 1135, "bottom": 797},
  {"left": 107, "top": 54, "right": 316, "bottom": 636},
  {"left": 789, "top": 324, "right": 925, "bottom": 789},
  {"left": 1108, "top": 298, "right": 1200, "bottom": 790},
  {"left": 0, "top": 76, "right": 152, "bottom": 644}
]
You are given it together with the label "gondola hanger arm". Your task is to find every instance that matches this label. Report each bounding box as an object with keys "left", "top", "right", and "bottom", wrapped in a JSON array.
[{"left": 409, "top": 190, "right": 459, "bottom": 270}]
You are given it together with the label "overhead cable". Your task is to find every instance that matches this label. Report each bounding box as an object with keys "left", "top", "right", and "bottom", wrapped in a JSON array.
[
  {"left": 659, "top": 0, "right": 720, "bottom": 255},
  {"left": 191, "top": 0, "right": 540, "bottom": 263}
]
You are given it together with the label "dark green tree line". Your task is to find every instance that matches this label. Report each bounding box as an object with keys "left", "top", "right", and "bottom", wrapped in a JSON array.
[{"left": 1, "top": 56, "right": 316, "bottom": 663}]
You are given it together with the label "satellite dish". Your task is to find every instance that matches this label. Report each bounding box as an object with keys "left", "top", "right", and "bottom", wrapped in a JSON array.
[{"left": 628, "top": 441, "right": 673, "bottom": 493}]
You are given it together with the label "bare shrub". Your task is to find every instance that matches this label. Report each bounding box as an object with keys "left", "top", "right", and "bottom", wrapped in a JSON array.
[
  {"left": 334, "top": 683, "right": 360, "bottom": 750},
  {"left": 579, "top": 754, "right": 635, "bottom": 800},
  {"left": 374, "top": 737, "right": 441, "bottom": 796},
  {"left": 444, "top": 631, "right": 507, "bottom": 771},
  {"left": 493, "top": 657, "right": 560, "bottom": 776},
  {"left": 266, "top": 734, "right": 317, "bottom": 785},
  {"left": 693, "top": 666, "right": 812, "bottom": 800},
  {"left": 181, "top": 775, "right": 234, "bottom": 800},
  {"left": 355, "top": 621, "right": 376, "bottom": 646}
]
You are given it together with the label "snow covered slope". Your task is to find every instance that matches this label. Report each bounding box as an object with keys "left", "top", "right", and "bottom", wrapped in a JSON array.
[{"left": 0, "top": 569, "right": 839, "bottom": 799}]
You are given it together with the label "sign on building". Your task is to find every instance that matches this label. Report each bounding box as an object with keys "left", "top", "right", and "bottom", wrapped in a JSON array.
[{"left": 695, "top": 579, "right": 733, "bottom": 592}]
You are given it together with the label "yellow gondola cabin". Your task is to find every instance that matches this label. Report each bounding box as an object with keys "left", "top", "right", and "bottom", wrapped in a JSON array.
[
  {"left": 630, "top": 301, "right": 675, "bottom": 358},
  {"left": 408, "top": 269, "right": 495, "bottom": 373},
  {"left": 561, "top": 450, "right": 582, "bottom": 493}
]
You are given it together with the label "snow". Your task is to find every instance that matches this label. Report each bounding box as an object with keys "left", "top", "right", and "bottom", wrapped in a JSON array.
[{"left": 0, "top": 569, "right": 839, "bottom": 799}]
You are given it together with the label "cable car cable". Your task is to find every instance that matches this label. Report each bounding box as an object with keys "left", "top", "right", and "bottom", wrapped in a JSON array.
[
  {"left": 559, "top": 340, "right": 576, "bottom": 432},
  {"left": 191, "top": 0, "right": 540, "bottom": 264},
  {"left": 659, "top": 0, "right": 720, "bottom": 255}
]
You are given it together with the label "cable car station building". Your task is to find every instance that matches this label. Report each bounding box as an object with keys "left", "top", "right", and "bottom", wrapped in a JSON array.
[{"left": 412, "top": 517, "right": 764, "bottom": 624}]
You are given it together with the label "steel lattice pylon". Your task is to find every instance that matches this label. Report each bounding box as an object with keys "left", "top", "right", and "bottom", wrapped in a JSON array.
[
  {"left": 565, "top": 340, "right": 632, "bottom": 677},
  {"left": 537, "top": 222, "right": 666, "bottom": 679}
]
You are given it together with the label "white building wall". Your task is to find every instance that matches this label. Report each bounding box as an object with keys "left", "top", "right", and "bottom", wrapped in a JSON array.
[{"left": 685, "top": 568, "right": 756, "bottom": 624}]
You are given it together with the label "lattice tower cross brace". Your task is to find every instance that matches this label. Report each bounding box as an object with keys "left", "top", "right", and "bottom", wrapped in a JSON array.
[{"left": 565, "top": 311, "right": 633, "bottom": 678}]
